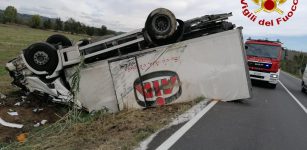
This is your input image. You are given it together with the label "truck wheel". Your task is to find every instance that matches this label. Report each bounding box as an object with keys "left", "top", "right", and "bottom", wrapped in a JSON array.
[
  {"left": 46, "top": 34, "right": 72, "bottom": 49},
  {"left": 145, "top": 8, "right": 177, "bottom": 40},
  {"left": 23, "top": 42, "right": 59, "bottom": 74}
]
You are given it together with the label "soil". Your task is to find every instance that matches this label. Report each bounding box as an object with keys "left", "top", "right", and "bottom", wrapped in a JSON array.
[
  {"left": 0, "top": 91, "right": 201, "bottom": 149},
  {"left": 0, "top": 92, "right": 68, "bottom": 144},
  {"left": 11, "top": 101, "right": 198, "bottom": 150}
]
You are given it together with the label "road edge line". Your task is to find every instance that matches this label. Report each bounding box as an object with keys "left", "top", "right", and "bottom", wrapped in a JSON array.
[
  {"left": 279, "top": 81, "right": 307, "bottom": 114},
  {"left": 281, "top": 70, "right": 301, "bottom": 81},
  {"left": 156, "top": 100, "right": 218, "bottom": 150}
]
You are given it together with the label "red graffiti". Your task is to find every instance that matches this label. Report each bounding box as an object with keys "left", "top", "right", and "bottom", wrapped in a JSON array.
[{"left": 135, "top": 76, "right": 178, "bottom": 99}]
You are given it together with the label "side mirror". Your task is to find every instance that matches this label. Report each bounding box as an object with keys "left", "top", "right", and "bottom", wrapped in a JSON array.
[{"left": 245, "top": 45, "right": 248, "bottom": 49}]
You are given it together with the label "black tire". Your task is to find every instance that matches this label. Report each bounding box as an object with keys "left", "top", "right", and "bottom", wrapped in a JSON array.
[
  {"left": 23, "top": 42, "right": 59, "bottom": 74},
  {"left": 146, "top": 19, "right": 185, "bottom": 46},
  {"left": 145, "top": 8, "right": 177, "bottom": 40},
  {"left": 46, "top": 34, "right": 72, "bottom": 48}
]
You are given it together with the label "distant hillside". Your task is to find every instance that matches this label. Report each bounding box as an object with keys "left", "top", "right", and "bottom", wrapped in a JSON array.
[
  {"left": 0, "top": 9, "right": 54, "bottom": 22},
  {"left": 0, "top": 8, "right": 121, "bottom": 36},
  {"left": 282, "top": 49, "right": 307, "bottom": 77},
  {"left": 284, "top": 49, "right": 307, "bottom": 60}
]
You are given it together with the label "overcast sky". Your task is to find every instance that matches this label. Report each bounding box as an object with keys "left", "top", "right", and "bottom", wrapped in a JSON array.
[{"left": 0, "top": 0, "right": 306, "bottom": 51}]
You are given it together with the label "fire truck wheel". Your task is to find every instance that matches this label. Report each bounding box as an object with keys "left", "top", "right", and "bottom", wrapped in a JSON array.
[
  {"left": 46, "top": 34, "right": 72, "bottom": 49},
  {"left": 145, "top": 8, "right": 177, "bottom": 40},
  {"left": 23, "top": 42, "right": 59, "bottom": 74}
]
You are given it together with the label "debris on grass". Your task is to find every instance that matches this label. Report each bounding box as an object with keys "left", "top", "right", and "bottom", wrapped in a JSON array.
[
  {"left": 33, "top": 123, "right": 40, "bottom": 127},
  {"left": 40, "top": 120, "right": 47, "bottom": 125},
  {"left": 16, "top": 133, "right": 28, "bottom": 143},
  {"left": 3, "top": 99, "right": 206, "bottom": 150},
  {"left": 7, "top": 111, "right": 18, "bottom": 116},
  {"left": 14, "top": 102, "right": 21, "bottom": 106},
  {"left": 0, "top": 117, "right": 23, "bottom": 129},
  {"left": 32, "top": 108, "right": 44, "bottom": 113},
  {"left": 33, "top": 120, "right": 48, "bottom": 127},
  {"left": 0, "top": 93, "right": 6, "bottom": 99}
]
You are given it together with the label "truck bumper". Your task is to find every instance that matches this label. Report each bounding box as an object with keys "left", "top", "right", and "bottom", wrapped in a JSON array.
[{"left": 249, "top": 70, "right": 280, "bottom": 84}]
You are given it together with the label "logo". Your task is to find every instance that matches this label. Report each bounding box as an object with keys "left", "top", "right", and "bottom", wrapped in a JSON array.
[
  {"left": 241, "top": 0, "right": 298, "bottom": 26},
  {"left": 253, "top": 0, "right": 287, "bottom": 14},
  {"left": 133, "top": 71, "right": 182, "bottom": 107}
]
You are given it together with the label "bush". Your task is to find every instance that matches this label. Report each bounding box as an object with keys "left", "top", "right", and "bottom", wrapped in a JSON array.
[
  {"left": 30, "top": 15, "right": 41, "bottom": 28},
  {"left": 3, "top": 6, "right": 17, "bottom": 23}
]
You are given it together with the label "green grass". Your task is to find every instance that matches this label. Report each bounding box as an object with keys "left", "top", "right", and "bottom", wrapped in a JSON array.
[{"left": 0, "top": 24, "right": 87, "bottom": 94}]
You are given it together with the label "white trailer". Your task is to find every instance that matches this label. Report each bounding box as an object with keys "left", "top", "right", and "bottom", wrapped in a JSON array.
[{"left": 6, "top": 8, "right": 251, "bottom": 112}]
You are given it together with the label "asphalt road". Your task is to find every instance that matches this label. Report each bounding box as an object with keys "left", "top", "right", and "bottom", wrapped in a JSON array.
[{"left": 149, "top": 71, "right": 307, "bottom": 150}]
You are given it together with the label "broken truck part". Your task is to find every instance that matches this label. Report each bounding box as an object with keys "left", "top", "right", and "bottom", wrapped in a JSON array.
[{"left": 6, "top": 8, "right": 251, "bottom": 112}]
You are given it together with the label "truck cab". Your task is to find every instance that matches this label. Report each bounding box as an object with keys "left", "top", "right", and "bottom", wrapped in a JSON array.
[
  {"left": 245, "top": 39, "right": 283, "bottom": 88},
  {"left": 302, "top": 65, "right": 307, "bottom": 93}
]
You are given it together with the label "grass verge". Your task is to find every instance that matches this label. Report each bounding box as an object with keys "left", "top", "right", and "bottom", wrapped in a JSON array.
[{"left": 2, "top": 99, "right": 203, "bottom": 150}]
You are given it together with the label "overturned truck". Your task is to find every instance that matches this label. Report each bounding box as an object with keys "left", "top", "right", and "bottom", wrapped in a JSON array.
[{"left": 6, "top": 8, "right": 252, "bottom": 112}]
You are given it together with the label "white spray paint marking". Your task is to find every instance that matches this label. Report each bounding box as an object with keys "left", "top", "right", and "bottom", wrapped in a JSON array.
[
  {"left": 279, "top": 81, "right": 307, "bottom": 114},
  {"left": 136, "top": 99, "right": 209, "bottom": 150},
  {"left": 156, "top": 100, "right": 218, "bottom": 150}
]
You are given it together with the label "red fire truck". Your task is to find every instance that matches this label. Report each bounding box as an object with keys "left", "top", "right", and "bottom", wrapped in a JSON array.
[{"left": 245, "top": 39, "right": 283, "bottom": 89}]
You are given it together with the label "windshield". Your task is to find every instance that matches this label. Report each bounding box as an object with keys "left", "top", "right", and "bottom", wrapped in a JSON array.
[{"left": 245, "top": 43, "right": 281, "bottom": 59}]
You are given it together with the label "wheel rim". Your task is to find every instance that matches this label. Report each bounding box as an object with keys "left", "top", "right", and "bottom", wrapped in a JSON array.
[
  {"left": 33, "top": 51, "right": 49, "bottom": 65},
  {"left": 152, "top": 15, "right": 171, "bottom": 33}
]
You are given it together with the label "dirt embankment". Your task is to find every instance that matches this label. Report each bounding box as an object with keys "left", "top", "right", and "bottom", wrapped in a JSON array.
[
  {"left": 0, "top": 92, "right": 68, "bottom": 145},
  {"left": 3, "top": 100, "right": 199, "bottom": 150}
]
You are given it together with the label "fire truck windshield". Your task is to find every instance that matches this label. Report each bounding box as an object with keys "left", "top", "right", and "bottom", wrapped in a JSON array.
[{"left": 245, "top": 44, "right": 280, "bottom": 59}]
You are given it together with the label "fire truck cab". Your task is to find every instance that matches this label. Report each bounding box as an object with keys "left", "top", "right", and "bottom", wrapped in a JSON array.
[{"left": 245, "top": 39, "right": 283, "bottom": 89}]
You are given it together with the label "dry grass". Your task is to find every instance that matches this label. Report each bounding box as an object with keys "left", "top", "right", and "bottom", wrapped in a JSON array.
[{"left": 4, "top": 100, "right": 201, "bottom": 150}]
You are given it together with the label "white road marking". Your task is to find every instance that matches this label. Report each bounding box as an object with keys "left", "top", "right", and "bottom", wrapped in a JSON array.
[
  {"left": 279, "top": 81, "right": 307, "bottom": 114},
  {"left": 156, "top": 100, "right": 218, "bottom": 150}
]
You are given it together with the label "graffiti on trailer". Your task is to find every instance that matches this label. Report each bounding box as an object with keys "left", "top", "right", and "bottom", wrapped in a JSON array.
[
  {"left": 133, "top": 71, "right": 182, "bottom": 107},
  {"left": 119, "top": 56, "right": 181, "bottom": 72},
  {"left": 119, "top": 58, "right": 136, "bottom": 70}
]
